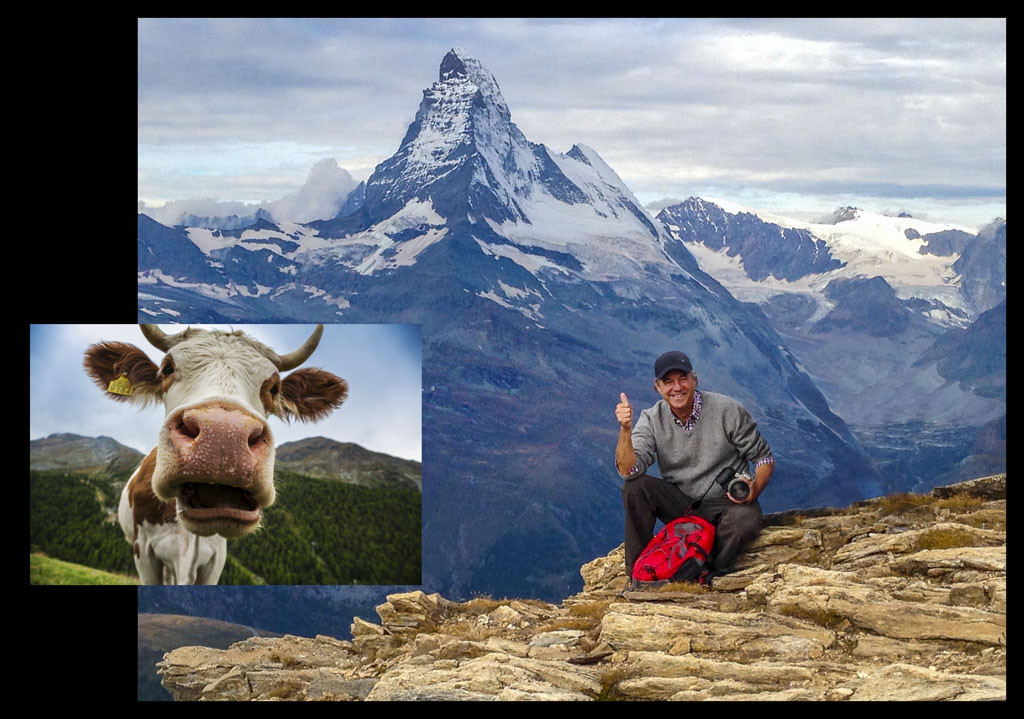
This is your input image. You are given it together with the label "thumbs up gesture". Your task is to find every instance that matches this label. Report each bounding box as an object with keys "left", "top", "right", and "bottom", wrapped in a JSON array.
[{"left": 615, "top": 392, "right": 633, "bottom": 430}]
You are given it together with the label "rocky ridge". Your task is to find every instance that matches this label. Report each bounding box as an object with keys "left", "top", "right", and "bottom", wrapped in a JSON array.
[
  {"left": 30, "top": 433, "right": 144, "bottom": 476},
  {"left": 157, "top": 474, "right": 1006, "bottom": 701},
  {"left": 274, "top": 437, "right": 423, "bottom": 492}
]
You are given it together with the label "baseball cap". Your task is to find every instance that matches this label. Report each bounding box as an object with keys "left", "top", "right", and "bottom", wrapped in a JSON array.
[{"left": 654, "top": 351, "right": 693, "bottom": 380}]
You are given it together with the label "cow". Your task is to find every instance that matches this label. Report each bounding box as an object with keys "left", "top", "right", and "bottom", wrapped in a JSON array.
[{"left": 83, "top": 324, "right": 348, "bottom": 585}]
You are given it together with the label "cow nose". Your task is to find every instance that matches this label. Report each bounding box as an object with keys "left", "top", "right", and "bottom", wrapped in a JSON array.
[
  {"left": 170, "top": 406, "right": 270, "bottom": 485},
  {"left": 179, "top": 406, "right": 267, "bottom": 446}
]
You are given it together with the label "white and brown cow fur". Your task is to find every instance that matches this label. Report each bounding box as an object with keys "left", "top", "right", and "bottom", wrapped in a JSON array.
[{"left": 83, "top": 324, "right": 347, "bottom": 585}]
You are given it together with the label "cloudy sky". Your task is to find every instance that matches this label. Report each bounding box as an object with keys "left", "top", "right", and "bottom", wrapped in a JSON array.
[
  {"left": 30, "top": 324, "right": 422, "bottom": 462},
  {"left": 138, "top": 17, "right": 1005, "bottom": 230}
]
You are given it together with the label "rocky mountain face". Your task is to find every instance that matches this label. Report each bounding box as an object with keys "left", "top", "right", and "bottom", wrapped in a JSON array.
[
  {"left": 916, "top": 228, "right": 974, "bottom": 257},
  {"left": 759, "top": 280, "right": 1004, "bottom": 492},
  {"left": 658, "top": 197, "right": 844, "bottom": 282},
  {"left": 275, "top": 437, "right": 422, "bottom": 491},
  {"left": 29, "top": 433, "right": 144, "bottom": 475},
  {"left": 813, "top": 275, "right": 920, "bottom": 337},
  {"left": 156, "top": 474, "right": 1006, "bottom": 701},
  {"left": 954, "top": 219, "right": 1006, "bottom": 316},
  {"left": 137, "top": 49, "right": 886, "bottom": 601},
  {"left": 914, "top": 299, "right": 1006, "bottom": 400}
]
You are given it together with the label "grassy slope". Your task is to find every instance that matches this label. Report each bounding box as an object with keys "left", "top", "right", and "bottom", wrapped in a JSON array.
[{"left": 29, "top": 552, "right": 138, "bottom": 585}]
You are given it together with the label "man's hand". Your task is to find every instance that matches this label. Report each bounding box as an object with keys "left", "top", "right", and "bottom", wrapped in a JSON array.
[
  {"left": 615, "top": 392, "right": 633, "bottom": 430},
  {"left": 615, "top": 392, "right": 639, "bottom": 476}
]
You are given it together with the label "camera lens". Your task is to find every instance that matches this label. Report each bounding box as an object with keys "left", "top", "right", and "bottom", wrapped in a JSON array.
[{"left": 728, "top": 478, "right": 750, "bottom": 500}]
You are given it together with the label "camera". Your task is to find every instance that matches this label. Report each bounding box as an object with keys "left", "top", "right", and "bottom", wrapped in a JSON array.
[{"left": 713, "top": 467, "right": 753, "bottom": 502}]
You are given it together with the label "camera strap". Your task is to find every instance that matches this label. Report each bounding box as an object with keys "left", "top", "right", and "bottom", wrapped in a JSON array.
[
  {"left": 685, "top": 466, "right": 742, "bottom": 517},
  {"left": 684, "top": 474, "right": 720, "bottom": 516}
]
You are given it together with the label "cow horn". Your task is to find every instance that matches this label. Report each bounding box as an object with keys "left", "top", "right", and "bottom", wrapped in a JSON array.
[
  {"left": 139, "top": 324, "right": 180, "bottom": 352},
  {"left": 274, "top": 325, "right": 324, "bottom": 371}
]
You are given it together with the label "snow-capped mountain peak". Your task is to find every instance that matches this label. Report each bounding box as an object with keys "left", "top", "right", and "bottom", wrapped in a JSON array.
[
  {"left": 363, "top": 48, "right": 527, "bottom": 224},
  {"left": 814, "top": 206, "right": 863, "bottom": 224},
  {"left": 438, "top": 47, "right": 510, "bottom": 119},
  {"left": 350, "top": 50, "right": 670, "bottom": 281}
]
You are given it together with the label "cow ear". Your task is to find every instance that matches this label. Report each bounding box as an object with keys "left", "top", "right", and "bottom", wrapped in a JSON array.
[
  {"left": 83, "top": 342, "right": 163, "bottom": 405},
  {"left": 277, "top": 368, "right": 348, "bottom": 423}
]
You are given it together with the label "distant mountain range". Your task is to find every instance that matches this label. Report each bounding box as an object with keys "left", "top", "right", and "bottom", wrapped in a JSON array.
[
  {"left": 29, "top": 433, "right": 420, "bottom": 490},
  {"left": 135, "top": 48, "right": 1004, "bottom": 602},
  {"left": 276, "top": 436, "right": 421, "bottom": 491},
  {"left": 29, "top": 433, "right": 145, "bottom": 475}
]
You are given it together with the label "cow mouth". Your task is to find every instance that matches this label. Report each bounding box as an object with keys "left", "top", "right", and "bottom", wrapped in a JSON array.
[{"left": 178, "top": 482, "right": 261, "bottom": 525}]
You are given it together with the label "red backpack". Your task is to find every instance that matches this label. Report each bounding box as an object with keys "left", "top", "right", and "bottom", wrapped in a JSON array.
[{"left": 631, "top": 514, "right": 716, "bottom": 586}]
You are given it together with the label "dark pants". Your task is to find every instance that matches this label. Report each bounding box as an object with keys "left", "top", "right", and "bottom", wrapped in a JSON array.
[{"left": 622, "top": 474, "right": 763, "bottom": 575}]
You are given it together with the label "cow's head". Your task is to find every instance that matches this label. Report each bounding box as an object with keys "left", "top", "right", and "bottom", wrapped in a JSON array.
[{"left": 83, "top": 324, "right": 347, "bottom": 538}]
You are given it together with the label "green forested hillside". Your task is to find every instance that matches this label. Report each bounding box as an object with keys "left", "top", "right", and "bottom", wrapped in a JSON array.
[
  {"left": 29, "top": 468, "right": 421, "bottom": 585},
  {"left": 229, "top": 470, "right": 421, "bottom": 584},
  {"left": 29, "top": 470, "right": 136, "bottom": 575}
]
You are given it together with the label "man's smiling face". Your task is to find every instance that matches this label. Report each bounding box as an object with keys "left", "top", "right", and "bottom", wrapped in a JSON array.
[{"left": 654, "top": 369, "right": 697, "bottom": 416}]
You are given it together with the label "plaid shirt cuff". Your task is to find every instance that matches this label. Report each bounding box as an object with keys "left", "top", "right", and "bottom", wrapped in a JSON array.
[
  {"left": 755, "top": 454, "right": 775, "bottom": 468},
  {"left": 618, "top": 461, "right": 641, "bottom": 478}
]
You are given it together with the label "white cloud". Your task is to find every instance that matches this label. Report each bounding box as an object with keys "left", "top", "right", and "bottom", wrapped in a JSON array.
[
  {"left": 266, "top": 158, "right": 358, "bottom": 224},
  {"left": 139, "top": 157, "right": 360, "bottom": 226}
]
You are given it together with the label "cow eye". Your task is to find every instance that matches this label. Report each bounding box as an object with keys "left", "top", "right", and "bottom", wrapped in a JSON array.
[
  {"left": 270, "top": 383, "right": 279, "bottom": 396},
  {"left": 161, "top": 361, "right": 175, "bottom": 377}
]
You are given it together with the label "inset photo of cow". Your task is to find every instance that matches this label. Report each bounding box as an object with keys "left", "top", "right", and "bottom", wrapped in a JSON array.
[{"left": 29, "top": 324, "right": 423, "bottom": 586}]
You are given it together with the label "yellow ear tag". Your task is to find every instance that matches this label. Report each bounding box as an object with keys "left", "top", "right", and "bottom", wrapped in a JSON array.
[{"left": 107, "top": 374, "right": 134, "bottom": 396}]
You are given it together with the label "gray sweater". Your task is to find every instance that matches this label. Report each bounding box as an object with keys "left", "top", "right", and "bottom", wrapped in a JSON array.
[{"left": 621, "top": 390, "right": 772, "bottom": 500}]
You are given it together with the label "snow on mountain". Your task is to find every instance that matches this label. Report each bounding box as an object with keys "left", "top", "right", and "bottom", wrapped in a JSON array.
[
  {"left": 658, "top": 197, "right": 843, "bottom": 301},
  {"left": 347, "top": 199, "right": 449, "bottom": 275},
  {"left": 486, "top": 143, "right": 667, "bottom": 280},
  {"left": 185, "top": 221, "right": 322, "bottom": 257},
  {"left": 812, "top": 208, "right": 972, "bottom": 284},
  {"left": 795, "top": 207, "right": 974, "bottom": 310},
  {"left": 209, "top": 199, "right": 453, "bottom": 277},
  {"left": 660, "top": 197, "right": 986, "bottom": 325}
]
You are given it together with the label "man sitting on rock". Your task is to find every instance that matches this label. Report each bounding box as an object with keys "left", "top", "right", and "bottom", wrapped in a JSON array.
[{"left": 614, "top": 351, "right": 775, "bottom": 586}]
